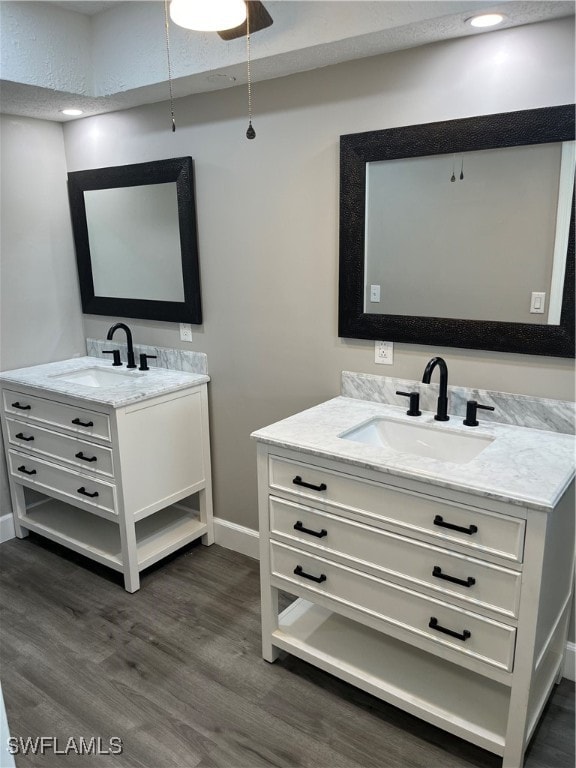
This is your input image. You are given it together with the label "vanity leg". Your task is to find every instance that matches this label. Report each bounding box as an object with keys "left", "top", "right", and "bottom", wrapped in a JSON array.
[
  {"left": 199, "top": 487, "right": 214, "bottom": 546},
  {"left": 118, "top": 514, "right": 140, "bottom": 593},
  {"left": 8, "top": 481, "right": 29, "bottom": 539},
  {"left": 261, "top": 584, "right": 281, "bottom": 663}
]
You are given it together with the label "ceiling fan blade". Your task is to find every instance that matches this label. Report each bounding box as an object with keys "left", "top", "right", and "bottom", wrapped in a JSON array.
[{"left": 217, "top": 1, "right": 273, "bottom": 40}]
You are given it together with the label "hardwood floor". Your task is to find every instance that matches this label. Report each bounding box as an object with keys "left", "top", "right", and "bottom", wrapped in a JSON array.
[{"left": 0, "top": 535, "right": 573, "bottom": 768}]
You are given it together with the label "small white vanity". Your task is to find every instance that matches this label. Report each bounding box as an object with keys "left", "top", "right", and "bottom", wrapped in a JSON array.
[
  {"left": 0, "top": 356, "right": 214, "bottom": 592},
  {"left": 252, "top": 375, "right": 575, "bottom": 768}
]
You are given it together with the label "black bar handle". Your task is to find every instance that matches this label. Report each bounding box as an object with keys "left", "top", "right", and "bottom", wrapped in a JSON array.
[
  {"left": 432, "top": 566, "right": 476, "bottom": 588},
  {"left": 294, "top": 521, "right": 328, "bottom": 538},
  {"left": 17, "top": 465, "right": 36, "bottom": 475},
  {"left": 77, "top": 487, "right": 99, "bottom": 498},
  {"left": 72, "top": 418, "right": 94, "bottom": 428},
  {"left": 434, "top": 515, "right": 478, "bottom": 535},
  {"left": 15, "top": 433, "right": 34, "bottom": 442},
  {"left": 429, "top": 617, "right": 471, "bottom": 642},
  {"left": 12, "top": 402, "right": 31, "bottom": 411},
  {"left": 294, "top": 565, "right": 327, "bottom": 583},
  {"left": 75, "top": 452, "right": 97, "bottom": 463},
  {"left": 293, "top": 475, "right": 327, "bottom": 492}
]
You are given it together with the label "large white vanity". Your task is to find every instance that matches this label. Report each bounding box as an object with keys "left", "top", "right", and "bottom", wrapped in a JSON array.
[
  {"left": 252, "top": 373, "right": 575, "bottom": 768},
  {"left": 0, "top": 355, "right": 214, "bottom": 592}
]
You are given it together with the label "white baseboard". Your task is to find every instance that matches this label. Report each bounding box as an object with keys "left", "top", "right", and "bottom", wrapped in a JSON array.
[
  {"left": 213, "top": 517, "right": 259, "bottom": 559},
  {"left": 0, "top": 513, "right": 15, "bottom": 544},
  {"left": 563, "top": 641, "right": 575, "bottom": 682}
]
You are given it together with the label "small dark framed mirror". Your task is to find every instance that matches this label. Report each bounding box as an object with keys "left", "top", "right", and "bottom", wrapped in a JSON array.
[
  {"left": 68, "top": 156, "right": 202, "bottom": 324},
  {"left": 339, "top": 105, "right": 575, "bottom": 357}
]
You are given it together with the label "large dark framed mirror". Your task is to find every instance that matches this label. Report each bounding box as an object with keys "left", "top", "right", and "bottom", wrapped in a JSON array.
[
  {"left": 339, "top": 105, "right": 574, "bottom": 357},
  {"left": 68, "top": 156, "right": 202, "bottom": 324}
]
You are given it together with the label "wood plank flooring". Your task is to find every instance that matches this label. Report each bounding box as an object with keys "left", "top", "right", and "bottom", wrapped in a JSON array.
[{"left": 0, "top": 535, "right": 573, "bottom": 768}]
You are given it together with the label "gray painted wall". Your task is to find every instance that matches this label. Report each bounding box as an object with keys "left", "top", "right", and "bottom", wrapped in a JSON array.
[{"left": 0, "top": 115, "right": 86, "bottom": 516}]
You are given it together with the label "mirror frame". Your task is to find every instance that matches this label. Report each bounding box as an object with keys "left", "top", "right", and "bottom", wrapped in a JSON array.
[
  {"left": 339, "top": 105, "right": 575, "bottom": 357},
  {"left": 68, "top": 156, "right": 202, "bottom": 324}
]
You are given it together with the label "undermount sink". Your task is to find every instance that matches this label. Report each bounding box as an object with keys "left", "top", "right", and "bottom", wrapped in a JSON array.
[
  {"left": 340, "top": 417, "right": 494, "bottom": 464},
  {"left": 50, "top": 367, "right": 141, "bottom": 388}
]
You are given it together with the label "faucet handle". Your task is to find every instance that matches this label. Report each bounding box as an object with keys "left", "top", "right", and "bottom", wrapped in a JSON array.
[
  {"left": 102, "top": 349, "right": 122, "bottom": 366},
  {"left": 463, "top": 400, "right": 495, "bottom": 427},
  {"left": 138, "top": 354, "right": 157, "bottom": 371},
  {"left": 396, "top": 390, "right": 422, "bottom": 417}
]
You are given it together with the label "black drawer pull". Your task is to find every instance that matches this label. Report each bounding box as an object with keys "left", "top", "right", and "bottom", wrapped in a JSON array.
[
  {"left": 293, "top": 475, "right": 327, "bottom": 492},
  {"left": 294, "top": 521, "right": 327, "bottom": 538},
  {"left": 72, "top": 418, "right": 94, "bottom": 428},
  {"left": 432, "top": 566, "right": 475, "bottom": 588},
  {"left": 429, "top": 617, "right": 471, "bottom": 642},
  {"left": 15, "top": 433, "right": 34, "bottom": 442},
  {"left": 294, "top": 565, "right": 327, "bottom": 584},
  {"left": 12, "top": 402, "right": 31, "bottom": 410},
  {"left": 17, "top": 465, "right": 36, "bottom": 476},
  {"left": 75, "top": 452, "right": 97, "bottom": 463},
  {"left": 77, "top": 487, "right": 99, "bottom": 498},
  {"left": 433, "top": 515, "right": 478, "bottom": 535}
]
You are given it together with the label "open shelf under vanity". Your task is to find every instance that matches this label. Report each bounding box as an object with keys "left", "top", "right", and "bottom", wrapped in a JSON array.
[{"left": 20, "top": 492, "right": 206, "bottom": 574}]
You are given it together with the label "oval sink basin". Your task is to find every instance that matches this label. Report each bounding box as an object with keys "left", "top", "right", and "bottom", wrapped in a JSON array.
[
  {"left": 340, "top": 417, "right": 493, "bottom": 464},
  {"left": 51, "top": 367, "right": 142, "bottom": 388}
]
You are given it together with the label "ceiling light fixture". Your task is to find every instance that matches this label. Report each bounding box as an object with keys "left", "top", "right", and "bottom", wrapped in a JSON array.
[
  {"left": 169, "top": 0, "right": 247, "bottom": 32},
  {"left": 467, "top": 13, "right": 506, "bottom": 28},
  {"left": 61, "top": 108, "right": 83, "bottom": 116}
]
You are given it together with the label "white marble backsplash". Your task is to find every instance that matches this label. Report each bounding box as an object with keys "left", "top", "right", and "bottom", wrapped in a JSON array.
[
  {"left": 87, "top": 338, "right": 207, "bottom": 375},
  {"left": 341, "top": 371, "right": 575, "bottom": 435}
]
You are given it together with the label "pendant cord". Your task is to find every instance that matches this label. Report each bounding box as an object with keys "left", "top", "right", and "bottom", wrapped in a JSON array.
[
  {"left": 246, "top": 3, "right": 255, "bottom": 139},
  {"left": 164, "top": 0, "right": 176, "bottom": 132}
]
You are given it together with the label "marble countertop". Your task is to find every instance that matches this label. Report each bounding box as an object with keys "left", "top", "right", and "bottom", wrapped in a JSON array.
[
  {"left": 0, "top": 357, "right": 210, "bottom": 408},
  {"left": 252, "top": 396, "right": 575, "bottom": 511}
]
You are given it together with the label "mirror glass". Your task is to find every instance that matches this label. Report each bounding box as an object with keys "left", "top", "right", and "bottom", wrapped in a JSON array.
[
  {"left": 68, "top": 156, "right": 202, "bottom": 324},
  {"left": 339, "top": 105, "right": 575, "bottom": 357},
  {"left": 364, "top": 141, "right": 574, "bottom": 325},
  {"left": 86, "top": 183, "right": 185, "bottom": 302}
]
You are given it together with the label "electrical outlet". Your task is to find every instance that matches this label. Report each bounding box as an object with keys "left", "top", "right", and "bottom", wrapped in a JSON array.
[
  {"left": 375, "top": 340, "right": 393, "bottom": 365},
  {"left": 180, "top": 323, "right": 193, "bottom": 342}
]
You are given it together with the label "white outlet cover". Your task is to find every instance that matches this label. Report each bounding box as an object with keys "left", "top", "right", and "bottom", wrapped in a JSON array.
[{"left": 375, "top": 340, "right": 393, "bottom": 365}]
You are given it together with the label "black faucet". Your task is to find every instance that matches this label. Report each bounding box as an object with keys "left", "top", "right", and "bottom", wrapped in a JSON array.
[
  {"left": 106, "top": 322, "right": 136, "bottom": 369},
  {"left": 422, "top": 357, "right": 450, "bottom": 421}
]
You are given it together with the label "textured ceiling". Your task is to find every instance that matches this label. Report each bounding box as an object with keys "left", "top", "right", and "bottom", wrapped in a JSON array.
[{"left": 0, "top": 1, "right": 573, "bottom": 122}]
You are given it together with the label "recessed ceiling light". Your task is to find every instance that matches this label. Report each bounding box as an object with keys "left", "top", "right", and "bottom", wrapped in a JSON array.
[
  {"left": 61, "top": 108, "right": 83, "bottom": 116},
  {"left": 467, "top": 13, "right": 506, "bottom": 28}
]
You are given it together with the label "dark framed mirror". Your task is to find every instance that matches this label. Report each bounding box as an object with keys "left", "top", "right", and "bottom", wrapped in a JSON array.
[
  {"left": 68, "top": 156, "right": 202, "bottom": 324},
  {"left": 339, "top": 105, "right": 574, "bottom": 357}
]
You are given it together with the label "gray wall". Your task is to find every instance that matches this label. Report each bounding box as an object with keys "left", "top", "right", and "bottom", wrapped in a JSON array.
[
  {"left": 62, "top": 18, "right": 575, "bottom": 534},
  {"left": 0, "top": 115, "right": 86, "bottom": 516}
]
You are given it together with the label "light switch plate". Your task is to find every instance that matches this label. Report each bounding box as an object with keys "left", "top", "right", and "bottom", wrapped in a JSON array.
[
  {"left": 370, "top": 284, "right": 381, "bottom": 303},
  {"left": 530, "top": 292, "right": 546, "bottom": 314},
  {"left": 375, "top": 340, "right": 393, "bottom": 365}
]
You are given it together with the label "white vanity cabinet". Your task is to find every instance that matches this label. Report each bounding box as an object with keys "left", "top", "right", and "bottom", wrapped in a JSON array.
[
  {"left": 255, "top": 444, "right": 574, "bottom": 768},
  {"left": 1, "top": 381, "right": 214, "bottom": 592}
]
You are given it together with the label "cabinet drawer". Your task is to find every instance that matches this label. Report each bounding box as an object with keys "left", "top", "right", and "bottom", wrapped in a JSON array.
[
  {"left": 6, "top": 418, "right": 114, "bottom": 478},
  {"left": 271, "top": 541, "right": 516, "bottom": 672},
  {"left": 8, "top": 450, "right": 117, "bottom": 516},
  {"left": 270, "top": 497, "right": 521, "bottom": 619},
  {"left": 2, "top": 389, "right": 111, "bottom": 442},
  {"left": 269, "top": 456, "right": 525, "bottom": 563}
]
